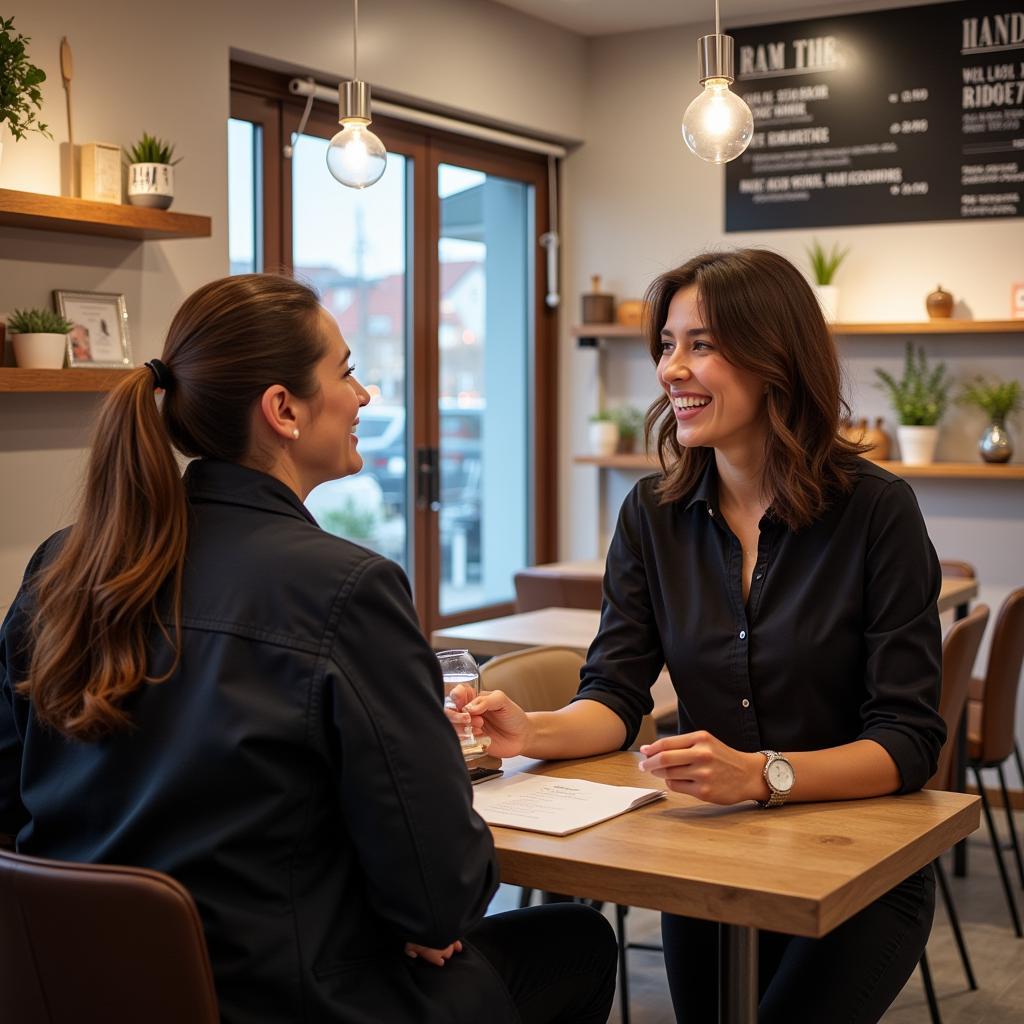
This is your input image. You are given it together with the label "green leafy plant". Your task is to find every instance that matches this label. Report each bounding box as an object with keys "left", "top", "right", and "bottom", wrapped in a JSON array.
[
  {"left": 957, "top": 376, "right": 1022, "bottom": 423},
  {"left": 7, "top": 308, "right": 73, "bottom": 334},
  {"left": 0, "top": 16, "right": 51, "bottom": 141},
  {"left": 318, "top": 500, "right": 378, "bottom": 542},
  {"left": 609, "top": 405, "right": 644, "bottom": 441},
  {"left": 588, "top": 410, "right": 614, "bottom": 423},
  {"left": 126, "top": 132, "right": 181, "bottom": 165},
  {"left": 805, "top": 239, "right": 849, "bottom": 285},
  {"left": 874, "top": 343, "right": 950, "bottom": 427}
]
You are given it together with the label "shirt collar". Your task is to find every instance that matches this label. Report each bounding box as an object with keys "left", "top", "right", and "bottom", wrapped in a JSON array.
[
  {"left": 683, "top": 454, "right": 720, "bottom": 516},
  {"left": 184, "top": 459, "right": 318, "bottom": 526}
]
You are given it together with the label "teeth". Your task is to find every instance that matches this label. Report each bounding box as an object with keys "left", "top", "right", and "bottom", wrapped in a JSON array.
[{"left": 673, "top": 396, "right": 711, "bottom": 409}]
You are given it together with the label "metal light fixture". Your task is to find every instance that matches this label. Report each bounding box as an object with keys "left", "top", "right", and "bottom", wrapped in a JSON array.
[
  {"left": 681, "top": 0, "right": 753, "bottom": 164},
  {"left": 326, "top": 0, "right": 387, "bottom": 189}
]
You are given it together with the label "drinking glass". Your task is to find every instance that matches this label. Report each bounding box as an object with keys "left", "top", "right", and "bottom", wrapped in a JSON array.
[{"left": 437, "top": 648, "right": 490, "bottom": 758}]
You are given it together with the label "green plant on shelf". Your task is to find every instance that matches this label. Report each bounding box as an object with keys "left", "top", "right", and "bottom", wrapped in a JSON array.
[
  {"left": 588, "top": 409, "right": 614, "bottom": 423},
  {"left": 0, "top": 16, "right": 51, "bottom": 142},
  {"left": 7, "top": 308, "right": 73, "bottom": 334},
  {"left": 126, "top": 132, "right": 181, "bottom": 166},
  {"left": 956, "top": 376, "right": 1022, "bottom": 425},
  {"left": 874, "top": 343, "right": 950, "bottom": 426},
  {"left": 805, "top": 238, "right": 849, "bottom": 285},
  {"left": 609, "top": 405, "right": 645, "bottom": 442}
]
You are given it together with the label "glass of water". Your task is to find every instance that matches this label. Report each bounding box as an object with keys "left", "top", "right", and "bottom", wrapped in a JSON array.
[{"left": 436, "top": 649, "right": 490, "bottom": 758}]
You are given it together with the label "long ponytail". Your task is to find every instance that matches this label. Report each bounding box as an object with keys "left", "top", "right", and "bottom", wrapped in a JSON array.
[{"left": 19, "top": 273, "right": 325, "bottom": 739}]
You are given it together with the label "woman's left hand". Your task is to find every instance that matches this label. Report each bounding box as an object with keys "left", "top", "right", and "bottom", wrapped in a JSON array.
[
  {"left": 638, "top": 731, "right": 768, "bottom": 806},
  {"left": 404, "top": 939, "right": 463, "bottom": 967}
]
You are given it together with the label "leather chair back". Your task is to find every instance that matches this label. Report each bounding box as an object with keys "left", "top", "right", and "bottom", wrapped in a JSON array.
[
  {"left": 0, "top": 848, "right": 219, "bottom": 1024},
  {"left": 928, "top": 603, "right": 989, "bottom": 791},
  {"left": 513, "top": 571, "right": 603, "bottom": 613},
  {"left": 480, "top": 645, "right": 655, "bottom": 747},
  {"left": 972, "top": 587, "right": 1024, "bottom": 765},
  {"left": 938, "top": 559, "right": 977, "bottom": 580}
]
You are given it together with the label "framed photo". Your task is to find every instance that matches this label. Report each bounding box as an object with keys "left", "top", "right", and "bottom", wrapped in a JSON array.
[{"left": 53, "top": 290, "right": 132, "bottom": 368}]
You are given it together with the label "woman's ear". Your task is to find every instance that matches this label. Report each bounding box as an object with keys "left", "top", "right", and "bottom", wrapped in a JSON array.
[{"left": 258, "top": 385, "right": 300, "bottom": 441}]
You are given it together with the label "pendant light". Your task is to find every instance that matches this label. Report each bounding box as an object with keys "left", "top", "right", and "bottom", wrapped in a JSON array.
[
  {"left": 681, "top": 0, "right": 753, "bottom": 164},
  {"left": 326, "top": 0, "right": 387, "bottom": 188}
]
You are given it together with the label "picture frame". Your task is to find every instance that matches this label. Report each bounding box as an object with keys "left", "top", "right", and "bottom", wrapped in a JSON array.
[{"left": 53, "top": 290, "right": 132, "bottom": 368}]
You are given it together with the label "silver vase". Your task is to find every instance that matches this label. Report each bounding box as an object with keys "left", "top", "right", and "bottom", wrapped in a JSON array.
[{"left": 979, "top": 419, "right": 1013, "bottom": 463}]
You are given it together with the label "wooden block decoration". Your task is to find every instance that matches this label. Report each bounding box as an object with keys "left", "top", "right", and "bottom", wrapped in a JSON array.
[{"left": 80, "top": 143, "right": 122, "bottom": 204}]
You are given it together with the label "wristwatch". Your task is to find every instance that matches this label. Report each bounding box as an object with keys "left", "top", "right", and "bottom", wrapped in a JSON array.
[{"left": 758, "top": 750, "right": 795, "bottom": 808}]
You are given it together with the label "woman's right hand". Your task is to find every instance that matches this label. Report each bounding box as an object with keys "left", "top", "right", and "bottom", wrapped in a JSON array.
[{"left": 460, "top": 689, "right": 531, "bottom": 758}]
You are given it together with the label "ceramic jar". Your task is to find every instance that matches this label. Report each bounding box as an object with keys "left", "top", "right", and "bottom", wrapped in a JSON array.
[{"left": 926, "top": 285, "right": 954, "bottom": 319}]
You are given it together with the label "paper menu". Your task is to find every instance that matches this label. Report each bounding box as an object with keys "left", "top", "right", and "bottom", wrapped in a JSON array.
[{"left": 472, "top": 773, "right": 666, "bottom": 836}]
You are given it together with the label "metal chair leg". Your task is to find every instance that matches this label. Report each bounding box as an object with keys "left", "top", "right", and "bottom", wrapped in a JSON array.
[
  {"left": 919, "top": 949, "right": 943, "bottom": 1024},
  {"left": 1014, "top": 742, "right": 1024, "bottom": 791},
  {"left": 517, "top": 887, "right": 534, "bottom": 909},
  {"left": 935, "top": 858, "right": 977, "bottom": 990},
  {"left": 615, "top": 904, "right": 630, "bottom": 1024},
  {"left": 973, "top": 766, "right": 1024, "bottom": 936},
  {"left": 996, "top": 764, "right": 1024, "bottom": 890}
]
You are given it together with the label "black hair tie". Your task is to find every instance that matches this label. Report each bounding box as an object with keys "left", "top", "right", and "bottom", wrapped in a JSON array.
[{"left": 144, "top": 359, "right": 174, "bottom": 392}]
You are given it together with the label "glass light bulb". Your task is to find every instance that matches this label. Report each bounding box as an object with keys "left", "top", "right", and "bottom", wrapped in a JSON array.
[
  {"left": 681, "top": 78, "right": 754, "bottom": 164},
  {"left": 326, "top": 120, "right": 387, "bottom": 189}
]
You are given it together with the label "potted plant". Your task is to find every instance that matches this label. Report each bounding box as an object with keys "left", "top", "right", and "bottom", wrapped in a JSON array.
[
  {"left": 7, "top": 308, "right": 73, "bottom": 369},
  {"left": 610, "top": 405, "right": 645, "bottom": 454},
  {"left": 126, "top": 132, "right": 181, "bottom": 209},
  {"left": 957, "top": 376, "right": 1021, "bottom": 464},
  {"left": 805, "top": 239, "right": 849, "bottom": 322},
  {"left": 874, "top": 343, "right": 950, "bottom": 466},
  {"left": 588, "top": 410, "right": 619, "bottom": 457},
  {"left": 0, "top": 16, "right": 51, "bottom": 168}
]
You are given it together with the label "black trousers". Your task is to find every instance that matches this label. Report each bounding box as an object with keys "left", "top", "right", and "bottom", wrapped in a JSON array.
[
  {"left": 409, "top": 902, "right": 617, "bottom": 1024},
  {"left": 662, "top": 865, "right": 935, "bottom": 1024}
]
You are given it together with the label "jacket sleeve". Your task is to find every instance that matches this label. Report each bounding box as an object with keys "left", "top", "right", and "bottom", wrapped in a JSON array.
[
  {"left": 572, "top": 481, "right": 664, "bottom": 748},
  {"left": 858, "top": 480, "right": 946, "bottom": 792},
  {"left": 320, "top": 555, "right": 498, "bottom": 948}
]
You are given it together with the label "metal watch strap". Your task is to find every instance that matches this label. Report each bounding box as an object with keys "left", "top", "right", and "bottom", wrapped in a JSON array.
[{"left": 758, "top": 749, "right": 790, "bottom": 808}]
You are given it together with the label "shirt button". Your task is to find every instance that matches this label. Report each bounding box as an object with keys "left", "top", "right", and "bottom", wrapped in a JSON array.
[
  {"left": 741, "top": 699, "right": 750, "bottom": 708},
  {"left": 755, "top": 572, "right": 763, "bottom": 580},
  {"left": 739, "top": 630, "right": 747, "bottom": 639},
  {"left": 708, "top": 507, "right": 714, "bottom": 516}
]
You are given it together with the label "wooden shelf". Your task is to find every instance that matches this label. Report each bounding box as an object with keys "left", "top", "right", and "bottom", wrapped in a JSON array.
[
  {"left": 0, "top": 368, "right": 133, "bottom": 393},
  {"left": 0, "top": 188, "right": 211, "bottom": 240},
  {"left": 574, "top": 453, "right": 1024, "bottom": 479}
]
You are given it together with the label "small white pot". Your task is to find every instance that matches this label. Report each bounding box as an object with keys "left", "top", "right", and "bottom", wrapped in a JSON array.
[
  {"left": 128, "top": 162, "right": 175, "bottom": 209},
  {"left": 897, "top": 425, "right": 939, "bottom": 466},
  {"left": 813, "top": 284, "right": 840, "bottom": 322},
  {"left": 12, "top": 333, "right": 68, "bottom": 370},
  {"left": 588, "top": 420, "right": 619, "bottom": 457}
]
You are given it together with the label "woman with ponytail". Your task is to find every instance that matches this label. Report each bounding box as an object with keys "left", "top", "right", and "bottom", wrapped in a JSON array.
[{"left": 0, "top": 274, "right": 615, "bottom": 1024}]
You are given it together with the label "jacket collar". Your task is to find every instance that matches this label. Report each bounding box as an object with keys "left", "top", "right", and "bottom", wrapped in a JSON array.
[{"left": 184, "top": 459, "right": 318, "bottom": 526}]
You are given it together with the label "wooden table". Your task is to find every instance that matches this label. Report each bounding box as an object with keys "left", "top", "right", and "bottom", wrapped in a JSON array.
[{"left": 489, "top": 752, "right": 980, "bottom": 1024}]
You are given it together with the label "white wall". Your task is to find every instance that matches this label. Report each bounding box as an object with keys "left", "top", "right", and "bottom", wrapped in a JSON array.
[{"left": 0, "top": 0, "right": 586, "bottom": 614}]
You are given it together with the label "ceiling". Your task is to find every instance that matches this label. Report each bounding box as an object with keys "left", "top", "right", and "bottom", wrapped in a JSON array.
[{"left": 488, "top": 0, "right": 947, "bottom": 36}]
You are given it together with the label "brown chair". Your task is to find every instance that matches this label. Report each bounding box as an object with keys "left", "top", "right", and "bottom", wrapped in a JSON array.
[
  {"left": 0, "top": 848, "right": 220, "bottom": 1024},
  {"left": 939, "top": 559, "right": 978, "bottom": 581},
  {"left": 919, "top": 603, "right": 990, "bottom": 1023},
  {"left": 966, "top": 587, "right": 1024, "bottom": 934},
  {"left": 513, "top": 570, "right": 603, "bottom": 613}
]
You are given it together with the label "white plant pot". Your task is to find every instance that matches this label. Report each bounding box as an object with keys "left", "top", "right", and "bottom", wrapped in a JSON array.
[
  {"left": 12, "top": 333, "right": 68, "bottom": 370},
  {"left": 588, "top": 420, "right": 620, "bottom": 457},
  {"left": 813, "top": 284, "right": 840, "bottom": 322},
  {"left": 128, "top": 162, "right": 175, "bottom": 209},
  {"left": 897, "top": 425, "right": 939, "bottom": 466}
]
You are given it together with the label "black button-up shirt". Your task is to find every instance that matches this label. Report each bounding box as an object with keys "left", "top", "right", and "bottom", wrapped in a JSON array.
[{"left": 575, "top": 457, "right": 946, "bottom": 793}]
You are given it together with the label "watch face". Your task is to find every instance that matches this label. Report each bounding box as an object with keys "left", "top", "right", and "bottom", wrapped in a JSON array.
[{"left": 767, "top": 758, "right": 794, "bottom": 792}]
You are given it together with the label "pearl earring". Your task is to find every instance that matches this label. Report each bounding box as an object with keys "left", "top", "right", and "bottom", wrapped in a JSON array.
[{"left": 292, "top": 428, "right": 300, "bottom": 439}]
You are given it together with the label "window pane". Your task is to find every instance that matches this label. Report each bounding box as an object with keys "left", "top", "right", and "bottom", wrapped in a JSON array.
[
  {"left": 438, "top": 163, "right": 532, "bottom": 615},
  {"left": 293, "top": 135, "right": 410, "bottom": 574},
  {"left": 227, "top": 118, "right": 260, "bottom": 274}
]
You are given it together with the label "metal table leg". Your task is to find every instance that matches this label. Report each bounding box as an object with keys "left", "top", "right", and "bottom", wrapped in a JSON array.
[
  {"left": 953, "top": 599, "right": 970, "bottom": 877},
  {"left": 719, "top": 923, "right": 758, "bottom": 1024}
]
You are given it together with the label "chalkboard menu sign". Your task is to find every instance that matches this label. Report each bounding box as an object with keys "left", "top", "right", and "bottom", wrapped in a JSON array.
[{"left": 725, "top": 1, "right": 1024, "bottom": 230}]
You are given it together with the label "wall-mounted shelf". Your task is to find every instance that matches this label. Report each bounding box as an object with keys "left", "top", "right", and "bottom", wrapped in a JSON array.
[
  {"left": 574, "top": 453, "right": 1024, "bottom": 480},
  {"left": 0, "top": 188, "right": 211, "bottom": 240},
  {"left": 0, "top": 368, "right": 133, "bottom": 393}
]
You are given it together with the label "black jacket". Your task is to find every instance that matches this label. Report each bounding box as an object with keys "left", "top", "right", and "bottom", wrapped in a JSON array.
[{"left": 1, "top": 459, "right": 501, "bottom": 1023}]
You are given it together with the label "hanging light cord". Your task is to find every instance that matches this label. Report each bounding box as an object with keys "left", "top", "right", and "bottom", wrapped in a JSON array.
[
  {"left": 715, "top": 0, "right": 720, "bottom": 37},
  {"left": 353, "top": 0, "right": 359, "bottom": 80}
]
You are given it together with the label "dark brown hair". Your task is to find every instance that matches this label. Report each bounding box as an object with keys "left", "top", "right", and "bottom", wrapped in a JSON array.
[
  {"left": 642, "top": 249, "right": 865, "bottom": 529},
  {"left": 21, "top": 274, "right": 326, "bottom": 739}
]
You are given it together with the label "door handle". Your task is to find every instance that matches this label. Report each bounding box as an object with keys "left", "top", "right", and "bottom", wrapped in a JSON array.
[{"left": 415, "top": 447, "right": 441, "bottom": 512}]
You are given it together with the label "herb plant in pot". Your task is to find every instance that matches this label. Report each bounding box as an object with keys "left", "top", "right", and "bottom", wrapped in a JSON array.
[
  {"left": 0, "top": 16, "right": 51, "bottom": 169},
  {"left": 875, "top": 343, "right": 950, "bottom": 466},
  {"left": 7, "top": 308, "right": 73, "bottom": 369},
  {"left": 126, "top": 132, "right": 181, "bottom": 209},
  {"left": 588, "top": 410, "right": 619, "bottom": 458},
  {"left": 610, "top": 405, "right": 644, "bottom": 454},
  {"left": 806, "top": 239, "right": 848, "bottom": 322},
  {"left": 957, "top": 376, "right": 1021, "bottom": 464}
]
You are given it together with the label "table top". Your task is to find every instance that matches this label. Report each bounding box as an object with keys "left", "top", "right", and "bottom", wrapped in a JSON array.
[
  {"left": 489, "top": 752, "right": 979, "bottom": 938},
  {"left": 431, "top": 577, "right": 978, "bottom": 658}
]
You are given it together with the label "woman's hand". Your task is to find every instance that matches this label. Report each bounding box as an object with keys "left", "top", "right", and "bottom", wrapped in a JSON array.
[
  {"left": 404, "top": 940, "right": 463, "bottom": 967},
  {"left": 638, "top": 730, "right": 768, "bottom": 806},
  {"left": 455, "top": 688, "right": 531, "bottom": 758}
]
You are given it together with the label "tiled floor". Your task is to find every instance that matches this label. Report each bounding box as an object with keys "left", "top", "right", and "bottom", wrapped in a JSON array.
[{"left": 489, "top": 811, "right": 1024, "bottom": 1023}]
